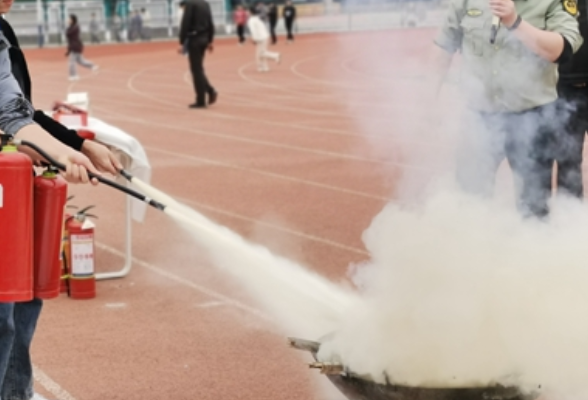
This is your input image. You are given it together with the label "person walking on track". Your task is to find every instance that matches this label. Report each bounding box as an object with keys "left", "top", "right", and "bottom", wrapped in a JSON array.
[
  {"left": 66, "top": 14, "right": 98, "bottom": 81},
  {"left": 233, "top": 4, "right": 248, "bottom": 45},
  {"left": 248, "top": 6, "right": 281, "bottom": 72},
  {"left": 283, "top": 0, "right": 296, "bottom": 43},
  {"left": 268, "top": 2, "right": 278, "bottom": 44},
  {"left": 179, "top": 0, "right": 218, "bottom": 108}
]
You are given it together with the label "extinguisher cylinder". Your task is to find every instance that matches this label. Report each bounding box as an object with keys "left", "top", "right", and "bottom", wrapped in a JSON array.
[
  {"left": 0, "top": 145, "right": 34, "bottom": 301},
  {"left": 67, "top": 218, "right": 96, "bottom": 300},
  {"left": 33, "top": 171, "right": 67, "bottom": 299}
]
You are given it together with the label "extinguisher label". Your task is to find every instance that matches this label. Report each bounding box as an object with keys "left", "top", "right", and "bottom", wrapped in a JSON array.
[
  {"left": 0, "top": 184, "right": 3, "bottom": 208},
  {"left": 70, "top": 233, "right": 94, "bottom": 276}
]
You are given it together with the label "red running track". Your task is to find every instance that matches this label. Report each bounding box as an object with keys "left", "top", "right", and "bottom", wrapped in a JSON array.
[{"left": 22, "top": 30, "right": 587, "bottom": 400}]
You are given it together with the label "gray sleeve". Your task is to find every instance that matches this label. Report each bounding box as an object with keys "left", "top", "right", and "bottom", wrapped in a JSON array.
[
  {"left": 434, "top": 0, "right": 464, "bottom": 53},
  {"left": 546, "top": 0, "right": 583, "bottom": 53},
  {"left": 0, "top": 34, "right": 34, "bottom": 137},
  {"left": 0, "top": 96, "right": 35, "bottom": 138}
]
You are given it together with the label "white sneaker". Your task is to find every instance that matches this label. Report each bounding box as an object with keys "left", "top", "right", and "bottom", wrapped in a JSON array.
[
  {"left": 92, "top": 65, "right": 99, "bottom": 71},
  {"left": 68, "top": 75, "right": 80, "bottom": 81}
]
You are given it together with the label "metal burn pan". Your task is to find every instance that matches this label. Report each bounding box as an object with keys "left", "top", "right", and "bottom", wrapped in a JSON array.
[{"left": 288, "top": 337, "right": 535, "bottom": 400}]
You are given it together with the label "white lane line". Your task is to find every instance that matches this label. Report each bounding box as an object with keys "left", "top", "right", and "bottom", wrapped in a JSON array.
[
  {"left": 33, "top": 365, "right": 78, "bottom": 400},
  {"left": 92, "top": 105, "right": 435, "bottom": 171},
  {"left": 179, "top": 70, "right": 422, "bottom": 123},
  {"left": 174, "top": 196, "right": 371, "bottom": 256},
  {"left": 195, "top": 301, "right": 226, "bottom": 309},
  {"left": 143, "top": 145, "right": 391, "bottom": 201},
  {"left": 95, "top": 243, "right": 271, "bottom": 321}
]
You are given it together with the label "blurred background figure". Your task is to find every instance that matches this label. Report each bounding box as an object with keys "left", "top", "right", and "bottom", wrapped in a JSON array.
[
  {"left": 282, "top": 0, "right": 296, "bottom": 43},
  {"left": 268, "top": 2, "right": 278, "bottom": 45},
  {"left": 89, "top": 12, "right": 101, "bottom": 44},
  {"left": 140, "top": 7, "right": 152, "bottom": 40},
  {"left": 256, "top": 1, "right": 268, "bottom": 25},
  {"left": 233, "top": 4, "right": 248, "bottom": 45},
  {"left": 111, "top": 14, "right": 123, "bottom": 42},
  {"left": 66, "top": 14, "right": 98, "bottom": 81},
  {"left": 128, "top": 9, "right": 142, "bottom": 41},
  {"left": 555, "top": 0, "right": 588, "bottom": 199},
  {"left": 179, "top": 0, "right": 218, "bottom": 108},
  {"left": 247, "top": 6, "right": 280, "bottom": 72}
]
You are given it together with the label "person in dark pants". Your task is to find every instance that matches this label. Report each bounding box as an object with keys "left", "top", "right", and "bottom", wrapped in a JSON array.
[
  {"left": 433, "top": 0, "right": 582, "bottom": 218},
  {"left": 556, "top": 0, "right": 588, "bottom": 199},
  {"left": 268, "top": 2, "right": 278, "bottom": 45},
  {"left": 179, "top": 0, "right": 218, "bottom": 108},
  {"left": 233, "top": 4, "right": 248, "bottom": 45},
  {"left": 283, "top": 0, "right": 296, "bottom": 43},
  {"left": 0, "top": 13, "right": 120, "bottom": 400}
]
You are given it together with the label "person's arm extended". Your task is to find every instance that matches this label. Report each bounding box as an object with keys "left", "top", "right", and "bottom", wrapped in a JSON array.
[
  {"left": 13, "top": 123, "right": 100, "bottom": 184},
  {"left": 33, "top": 109, "right": 84, "bottom": 150},
  {"left": 489, "top": 0, "right": 582, "bottom": 62},
  {"left": 32, "top": 110, "right": 121, "bottom": 174}
]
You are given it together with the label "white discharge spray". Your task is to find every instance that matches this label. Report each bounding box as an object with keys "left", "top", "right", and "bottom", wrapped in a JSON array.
[
  {"left": 158, "top": 199, "right": 359, "bottom": 340},
  {"left": 133, "top": 170, "right": 588, "bottom": 398}
]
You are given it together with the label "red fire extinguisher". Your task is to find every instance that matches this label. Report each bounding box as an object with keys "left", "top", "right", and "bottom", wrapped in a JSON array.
[
  {"left": 0, "top": 143, "right": 34, "bottom": 302},
  {"left": 66, "top": 206, "right": 97, "bottom": 299},
  {"left": 33, "top": 168, "right": 68, "bottom": 299}
]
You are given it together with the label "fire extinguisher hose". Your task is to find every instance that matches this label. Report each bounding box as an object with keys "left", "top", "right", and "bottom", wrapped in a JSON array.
[{"left": 15, "top": 139, "right": 166, "bottom": 212}]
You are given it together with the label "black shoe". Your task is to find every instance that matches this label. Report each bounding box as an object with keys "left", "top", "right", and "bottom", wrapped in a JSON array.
[
  {"left": 189, "top": 103, "right": 206, "bottom": 109},
  {"left": 208, "top": 91, "right": 218, "bottom": 105}
]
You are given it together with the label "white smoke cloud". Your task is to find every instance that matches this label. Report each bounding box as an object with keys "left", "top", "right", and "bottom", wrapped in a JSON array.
[{"left": 317, "top": 183, "right": 588, "bottom": 397}]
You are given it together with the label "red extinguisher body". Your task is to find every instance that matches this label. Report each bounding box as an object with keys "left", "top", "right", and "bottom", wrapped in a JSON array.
[
  {"left": 33, "top": 170, "right": 68, "bottom": 299},
  {"left": 66, "top": 217, "right": 96, "bottom": 299},
  {"left": 0, "top": 145, "right": 33, "bottom": 301}
]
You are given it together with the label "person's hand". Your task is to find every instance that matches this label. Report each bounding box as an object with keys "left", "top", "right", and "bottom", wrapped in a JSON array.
[
  {"left": 81, "top": 140, "right": 122, "bottom": 175},
  {"left": 57, "top": 150, "right": 100, "bottom": 185},
  {"left": 489, "top": 0, "right": 517, "bottom": 27}
]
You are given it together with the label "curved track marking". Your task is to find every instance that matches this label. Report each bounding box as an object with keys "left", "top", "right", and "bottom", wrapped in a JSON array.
[
  {"left": 96, "top": 242, "right": 271, "bottom": 320},
  {"left": 93, "top": 105, "right": 441, "bottom": 171}
]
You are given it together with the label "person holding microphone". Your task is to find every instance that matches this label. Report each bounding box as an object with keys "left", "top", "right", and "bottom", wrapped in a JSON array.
[{"left": 431, "top": 0, "right": 583, "bottom": 218}]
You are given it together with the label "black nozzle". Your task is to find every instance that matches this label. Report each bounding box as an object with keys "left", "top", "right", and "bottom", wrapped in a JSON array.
[{"left": 119, "top": 169, "right": 133, "bottom": 181}]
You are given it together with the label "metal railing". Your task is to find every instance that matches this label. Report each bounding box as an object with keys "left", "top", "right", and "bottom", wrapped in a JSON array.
[{"left": 7, "top": 0, "right": 447, "bottom": 46}]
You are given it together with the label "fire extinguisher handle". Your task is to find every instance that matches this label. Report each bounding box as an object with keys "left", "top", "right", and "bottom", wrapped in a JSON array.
[{"left": 17, "top": 140, "right": 166, "bottom": 211}]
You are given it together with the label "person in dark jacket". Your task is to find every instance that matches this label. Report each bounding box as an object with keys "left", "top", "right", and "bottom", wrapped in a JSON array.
[
  {"left": 268, "top": 2, "right": 278, "bottom": 45},
  {"left": 179, "top": 0, "right": 218, "bottom": 108},
  {"left": 282, "top": 0, "right": 296, "bottom": 43},
  {"left": 66, "top": 14, "right": 97, "bottom": 81},
  {"left": 556, "top": 0, "right": 588, "bottom": 199},
  {"left": 0, "top": 12, "right": 120, "bottom": 400}
]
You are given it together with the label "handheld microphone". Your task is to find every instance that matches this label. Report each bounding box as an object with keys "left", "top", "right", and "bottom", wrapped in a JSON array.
[{"left": 490, "top": 15, "right": 500, "bottom": 44}]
